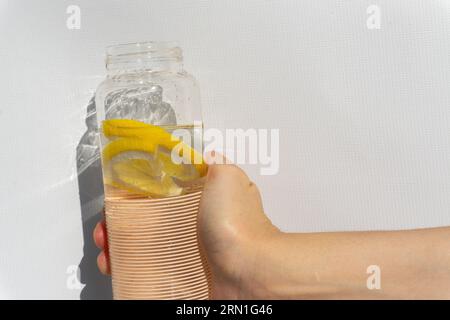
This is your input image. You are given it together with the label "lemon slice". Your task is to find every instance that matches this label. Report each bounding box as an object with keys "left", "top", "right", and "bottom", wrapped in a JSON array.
[
  {"left": 102, "top": 137, "right": 158, "bottom": 164},
  {"left": 111, "top": 156, "right": 182, "bottom": 197},
  {"left": 110, "top": 151, "right": 162, "bottom": 178},
  {"left": 155, "top": 148, "right": 200, "bottom": 182},
  {"left": 102, "top": 119, "right": 207, "bottom": 176},
  {"left": 102, "top": 151, "right": 160, "bottom": 189}
]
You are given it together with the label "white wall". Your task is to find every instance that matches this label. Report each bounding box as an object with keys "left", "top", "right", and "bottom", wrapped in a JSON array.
[{"left": 1, "top": 0, "right": 449, "bottom": 299}]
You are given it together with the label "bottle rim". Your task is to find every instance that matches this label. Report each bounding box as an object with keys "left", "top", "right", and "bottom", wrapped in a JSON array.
[
  {"left": 105, "top": 41, "right": 183, "bottom": 73},
  {"left": 106, "top": 41, "right": 182, "bottom": 59}
]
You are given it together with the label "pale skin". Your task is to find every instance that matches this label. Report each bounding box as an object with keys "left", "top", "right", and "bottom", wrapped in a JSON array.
[{"left": 94, "top": 161, "right": 450, "bottom": 299}]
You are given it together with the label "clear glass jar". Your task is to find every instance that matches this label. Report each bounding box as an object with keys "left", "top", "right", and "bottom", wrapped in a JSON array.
[
  {"left": 96, "top": 41, "right": 202, "bottom": 128},
  {"left": 95, "top": 42, "right": 210, "bottom": 300}
]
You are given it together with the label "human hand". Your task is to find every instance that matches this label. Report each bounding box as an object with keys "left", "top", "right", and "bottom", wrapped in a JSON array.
[
  {"left": 197, "top": 156, "right": 280, "bottom": 299},
  {"left": 94, "top": 157, "right": 450, "bottom": 299}
]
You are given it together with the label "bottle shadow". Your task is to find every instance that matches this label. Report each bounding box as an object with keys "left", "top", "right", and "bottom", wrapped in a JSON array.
[{"left": 76, "top": 96, "right": 113, "bottom": 300}]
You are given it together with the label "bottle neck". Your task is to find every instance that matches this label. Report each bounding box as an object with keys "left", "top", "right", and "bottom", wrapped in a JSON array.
[{"left": 105, "top": 42, "right": 183, "bottom": 76}]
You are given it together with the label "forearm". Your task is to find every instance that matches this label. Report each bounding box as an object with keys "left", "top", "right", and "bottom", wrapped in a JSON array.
[{"left": 249, "top": 227, "right": 450, "bottom": 299}]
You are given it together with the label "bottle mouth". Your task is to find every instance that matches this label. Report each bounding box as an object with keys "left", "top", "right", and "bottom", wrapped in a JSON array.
[
  {"left": 106, "top": 41, "right": 181, "bottom": 58},
  {"left": 106, "top": 41, "right": 183, "bottom": 74}
]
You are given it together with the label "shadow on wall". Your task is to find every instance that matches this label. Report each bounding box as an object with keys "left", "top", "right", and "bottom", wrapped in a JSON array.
[{"left": 76, "top": 96, "right": 113, "bottom": 300}]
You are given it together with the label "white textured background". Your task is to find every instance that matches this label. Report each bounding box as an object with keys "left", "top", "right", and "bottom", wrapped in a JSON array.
[{"left": 0, "top": 0, "right": 449, "bottom": 299}]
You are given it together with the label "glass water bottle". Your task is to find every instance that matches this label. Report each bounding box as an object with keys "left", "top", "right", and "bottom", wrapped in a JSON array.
[{"left": 95, "top": 41, "right": 211, "bottom": 300}]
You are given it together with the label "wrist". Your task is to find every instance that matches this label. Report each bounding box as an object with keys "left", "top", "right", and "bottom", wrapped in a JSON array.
[
  {"left": 239, "top": 229, "right": 287, "bottom": 299},
  {"left": 413, "top": 228, "right": 450, "bottom": 299}
]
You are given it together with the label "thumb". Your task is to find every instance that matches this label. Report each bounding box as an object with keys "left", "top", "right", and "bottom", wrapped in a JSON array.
[{"left": 204, "top": 150, "right": 233, "bottom": 166}]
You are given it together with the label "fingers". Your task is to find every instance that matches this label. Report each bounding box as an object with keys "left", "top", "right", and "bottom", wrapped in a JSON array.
[
  {"left": 206, "top": 160, "right": 251, "bottom": 188},
  {"left": 204, "top": 151, "right": 249, "bottom": 182},
  {"left": 202, "top": 151, "right": 265, "bottom": 215},
  {"left": 93, "top": 220, "right": 106, "bottom": 250},
  {"left": 94, "top": 220, "right": 111, "bottom": 275},
  {"left": 97, "top": 251, "right": 110, "bottom": 275}
]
